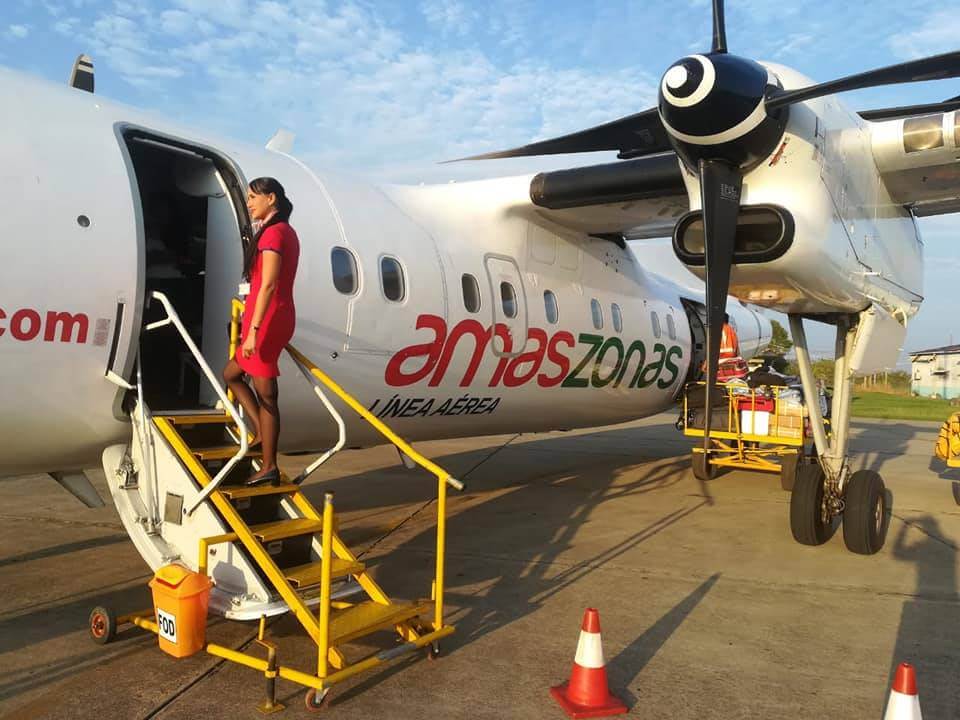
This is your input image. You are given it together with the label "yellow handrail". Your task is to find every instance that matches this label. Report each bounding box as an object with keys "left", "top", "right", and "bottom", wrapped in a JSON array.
[
  {"left": 230, "top": 299, "right": 463, "bottom": 492},
  {"left": 230, "top": 298, "right": 461, "bottom": 632}
]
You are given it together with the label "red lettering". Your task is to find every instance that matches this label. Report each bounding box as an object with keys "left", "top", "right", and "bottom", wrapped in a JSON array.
[
  {"left": 429, "top": 319, "right": 493, "bottom": 387},
  {"left": 0, "top": 307, "right": 5, "bottom": 337},
  {"left": 384, "top": 314, "right": 447, "bottom": 386},
  {"left": 11, "top": 309, "right": 41, "bottom": 341},
  {"left": 537, "top": 331, "right": 575, "bottom": 387},
  {"left": 44, "top": 311, "right": 89, "bottom": 343},
  {"left": 503, "top": 329, "right": 548, "bottom": 387}
]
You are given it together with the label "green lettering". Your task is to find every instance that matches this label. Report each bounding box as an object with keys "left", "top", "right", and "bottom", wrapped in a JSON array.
[
  {"left": 592, "top": 337, "right": 625, "bottom": 388},
  {"left": 562, "top": 334, "right": 603, "bottom": 388},
  {"left": 633, "top": 343, "right": 666, "bottom": 388}
]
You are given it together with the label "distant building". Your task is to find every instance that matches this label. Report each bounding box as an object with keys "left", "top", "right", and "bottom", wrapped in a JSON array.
[{"left": 910, "top": 345, "right": 960, "bottom": 399}]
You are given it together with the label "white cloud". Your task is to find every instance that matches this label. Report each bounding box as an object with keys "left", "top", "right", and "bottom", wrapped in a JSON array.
[
  {"left": 420, "top": 0, "right": 478, "bottom": 36},
  {"left": 889, "top": 10, "right": 960, "bottom": 60},
  {"left": 8, "top": 24, "right": 29, "bottom": 39}
]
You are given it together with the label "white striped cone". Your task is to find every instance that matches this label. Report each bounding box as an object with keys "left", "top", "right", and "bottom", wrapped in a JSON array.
[
  {"left": 884, "top": 663, "right": 922, "bottom": 720},
  {"left": 550, "top": 608, "right": 626, "bottom": 719}
]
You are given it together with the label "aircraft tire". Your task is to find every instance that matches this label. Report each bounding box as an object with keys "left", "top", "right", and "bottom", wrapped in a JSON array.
[
  {"left": 790, "top": 462, "right": 832, "bottom": 546},
  {"left": 842, "top": 469, "right": 888, "bottom": 555}
]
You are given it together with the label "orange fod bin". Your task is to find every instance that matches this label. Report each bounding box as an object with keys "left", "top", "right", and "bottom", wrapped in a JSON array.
[{"left": 148, "top": 564, "right": 213, "bottom": 658}]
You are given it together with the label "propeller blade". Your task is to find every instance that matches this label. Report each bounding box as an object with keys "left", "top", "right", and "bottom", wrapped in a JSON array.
[
  {"left": 698, "top": 159, "right": 743, "bottom": 455},
  {"left": 712, "top": 0, "right": 727, "bottom": 54},
  {"left": 767, "top": 51, "right": 960, "bottom": 111},
  {"left": 859, "top": 97, "right": 960, "bottom": 121},
  {"left": 446, "top": 107, "right": 670, "bottom": 162}
]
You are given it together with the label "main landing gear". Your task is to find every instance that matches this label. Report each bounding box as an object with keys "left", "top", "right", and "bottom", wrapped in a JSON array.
[{"left": 787, "top": 311, "right": 893, "bottom": 555}]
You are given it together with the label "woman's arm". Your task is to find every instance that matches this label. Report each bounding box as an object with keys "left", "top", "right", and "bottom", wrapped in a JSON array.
[{"left": 243, "top": 250, "right": 282, "bottom": 357}]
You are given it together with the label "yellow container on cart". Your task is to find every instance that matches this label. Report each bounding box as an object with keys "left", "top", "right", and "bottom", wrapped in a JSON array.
[{"left": 149, "top": 564, "right": 212, "bottom": 658}]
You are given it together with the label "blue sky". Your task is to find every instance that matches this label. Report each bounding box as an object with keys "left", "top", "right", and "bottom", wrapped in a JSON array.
[{"left": 5, "top": 0, "right": 960, "bottom": 362}]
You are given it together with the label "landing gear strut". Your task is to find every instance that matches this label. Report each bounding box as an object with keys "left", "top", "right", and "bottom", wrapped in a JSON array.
[{"left": 789, "top": 311, "right": 891, "bottom": 555}]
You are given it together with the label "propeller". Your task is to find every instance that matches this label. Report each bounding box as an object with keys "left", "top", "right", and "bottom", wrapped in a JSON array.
[
  {"left": 450, "top": 0, "right": 960, "bottom": 464},
  {"left": 698, "top": 160, "right": 742, "bottom": 456},
  {"left": 767, "top": 51, "right": 960, "bottom": 110},
  {"left": 448, "top": 108, "right": 671, "bottom": 162}
]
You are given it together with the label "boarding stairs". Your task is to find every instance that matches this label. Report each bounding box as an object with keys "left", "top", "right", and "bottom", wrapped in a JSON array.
[{"left": 102, "top": 292, "right": 460, "bottom": 701}]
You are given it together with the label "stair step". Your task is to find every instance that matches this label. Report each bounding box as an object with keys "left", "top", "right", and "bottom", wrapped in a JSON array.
[
  {"left": 162, "top": 413, "right": 233, "bottom": 425},
  {"left": 284, "top": 558, "right": 366, "bottom": 588},
  {"left": 328, "top": 600, "right": 428, "bottom": 646},
  {"left": 220, "top": 483, "right": 299, "bottom": 500},
  {"left": 250, "top": 518, "right": 323, "bottom": 542},
  {"left": 194, "top": 445, "right": 262, "bottom": 461}
]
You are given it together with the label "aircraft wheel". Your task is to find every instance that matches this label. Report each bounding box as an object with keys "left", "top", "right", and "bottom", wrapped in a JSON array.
[
  {"left": 780, "top": 451, "right": 801, "bottom": 492},
  {"left": 790, "top": 462, "right": 832, "bottom": 546},
  {"left": 691, "top": 451, "right": 716, "bottom": 482},
  {"left": 842, "top": 470, "right": 888, "bottom": 555},
  {"left": 304, "top": 688, "right": 331, "bottom": 712},
  {"left": 89, "top": 606, "right": 117, "bottom": 645}
]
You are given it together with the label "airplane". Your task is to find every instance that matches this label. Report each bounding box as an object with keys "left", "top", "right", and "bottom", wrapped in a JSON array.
[{"left": 3, "top": 0, "right": 958, "bottom": 626}]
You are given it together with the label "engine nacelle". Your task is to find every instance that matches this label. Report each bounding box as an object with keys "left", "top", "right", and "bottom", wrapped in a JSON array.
[{"left": 673, "top": 63, "right": 923, "bottom": 320}]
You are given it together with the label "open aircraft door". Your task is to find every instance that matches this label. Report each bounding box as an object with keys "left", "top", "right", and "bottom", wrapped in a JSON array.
[{"left": 484, "top": 255, "right": 528, "bottom": 356}]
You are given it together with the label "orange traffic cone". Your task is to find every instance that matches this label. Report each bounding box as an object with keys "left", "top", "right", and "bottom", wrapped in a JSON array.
[
  {"left": 883, "top": 663, "right": 922, "bottom": 720},
  {"left": 550, "top": 608, "right": 627, "bottom": 719}
]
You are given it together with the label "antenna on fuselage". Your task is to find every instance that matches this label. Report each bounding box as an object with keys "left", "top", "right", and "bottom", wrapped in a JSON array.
[{"left": 69, "top": 54, "right": 94, "bottom": 93}]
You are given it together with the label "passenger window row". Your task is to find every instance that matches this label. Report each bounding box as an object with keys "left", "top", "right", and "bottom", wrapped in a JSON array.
[{"left": 331, "top": 252, "right": 676, "bottom": 339}]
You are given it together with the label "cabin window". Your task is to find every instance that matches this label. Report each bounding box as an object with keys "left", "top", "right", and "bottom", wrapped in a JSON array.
[
  {"left": 591, "top": 299, "right": 603, "bottom": 330},
  {"left": 462, "top": 273, "right": 481, "bottom": 313},
  {"left": 380, "top": 256, "right": 405, "bottom": 302},
  {"left": 501, "top": 282, "right": 518, "bottom": 319},
  {"left": 651, "top": 311, "right": 661, "bottom": 338},
  {"left": 331, "top": 247, "right": 358, "bottom": 295},
  {"left": 611, "top": 303, "right": 623, "bottom": 333},
  {"left": 667, "top": 314, "right": 677, "bottom": 340},
  {"left": 544, "top": 290, "right": 559, "bottom": 324}
]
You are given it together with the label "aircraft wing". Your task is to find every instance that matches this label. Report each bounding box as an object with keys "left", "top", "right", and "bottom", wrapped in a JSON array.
[
  {"left": 870, "top": 111, "right": 960, "bottom": 216},
  {"left": 520, "top": 152, "right": 690, "bottom": 239}
]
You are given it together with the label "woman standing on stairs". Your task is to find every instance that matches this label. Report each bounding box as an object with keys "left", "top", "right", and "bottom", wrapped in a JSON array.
[{"left": 222, "top": 177, "right": 300, "bottom": 485}]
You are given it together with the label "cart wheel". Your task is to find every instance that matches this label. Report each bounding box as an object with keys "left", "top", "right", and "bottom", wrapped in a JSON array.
[
  {"left": 780, "top": 452, "right": 801, "bottom": 492},
  {"left": 426, "top": 641, "right": 441, "bottom": 661},
  {"left": 842, "top": 470, "right": 888, "bottom": 555},
  {"left": 691, "top": 451, "right": 716, "bottom": 482},
  {"left": 304, "top": 688, "right": 331, "bottom": 712},
  {"left": 790, "top": 462, "right": 833, "bottom": 546},
  {"left": 89, "top": 606, "right": 117, "bottom": 645}
]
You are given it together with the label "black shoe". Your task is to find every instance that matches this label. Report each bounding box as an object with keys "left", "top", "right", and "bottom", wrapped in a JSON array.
[{"left": 246, "top": 467, "right": 280, "bottom": 486}]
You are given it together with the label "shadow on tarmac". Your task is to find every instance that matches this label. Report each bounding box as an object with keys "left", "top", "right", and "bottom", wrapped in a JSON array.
[
  {"left": 889, "top": 514, "right": 960, "bottom": 717},
  {"left": 610, "top": 573, "right": 720, "bottom": 706},
  {"left": 318, "top": 429, "right": 705, "bottom": 708}
]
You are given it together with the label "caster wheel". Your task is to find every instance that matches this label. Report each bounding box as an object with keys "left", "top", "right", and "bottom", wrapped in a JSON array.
[
  {"left": 780, "top": 451, "right": 800, "bottom": 492},
  {"left": 691, "top": 451, "right": 717, "bottom": 482},
  {"left": 790, "top": 462, "right": 833, "bottom": 546},
  {"left": 426, "top": 642, "right": 440, "bottom": 661},
  {"left": 89, "top": 606, "right": 117, "bottom": 645},
  {"left": 304, "top": 688, "right": 331, "bottom": 712},
  {"left": 842, "top": 469, "right": 888, "bottom": 555}
]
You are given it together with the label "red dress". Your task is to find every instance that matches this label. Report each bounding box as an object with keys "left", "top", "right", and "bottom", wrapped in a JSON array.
[{"left": 236, "top": 222, "right": 300, "bottom": 378}]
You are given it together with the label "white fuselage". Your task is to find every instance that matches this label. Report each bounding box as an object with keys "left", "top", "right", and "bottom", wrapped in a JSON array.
[{"left": 0, "top": 67, "right": 770, "bottom": 476}]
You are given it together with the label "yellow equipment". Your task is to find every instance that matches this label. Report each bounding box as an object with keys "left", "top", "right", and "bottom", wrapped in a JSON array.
[
  {"left": 935, "top": 412, "right": 960, "bottom": 467},
  {"left": 681, "top": 381, "right": 823, "bottom": 489},
  {"left": 90, "top": 299, "right": 460, "bottom": 712}
]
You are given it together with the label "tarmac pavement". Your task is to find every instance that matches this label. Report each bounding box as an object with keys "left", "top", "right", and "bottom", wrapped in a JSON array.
[{"left": 1, "top": 414, "right": 959, "bottom": 719}]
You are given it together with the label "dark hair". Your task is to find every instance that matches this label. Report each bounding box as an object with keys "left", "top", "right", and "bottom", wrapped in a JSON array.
[{"left": 243, "top": 177, "right": 294, "bottom": 279}]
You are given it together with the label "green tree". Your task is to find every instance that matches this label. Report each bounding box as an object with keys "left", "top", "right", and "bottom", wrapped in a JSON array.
[
  {"left": 765, "top": 319, "right": 793, "bottom": 355},
  {"left": 812, "top": 359, "right": 835, "bottom": 383}
]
